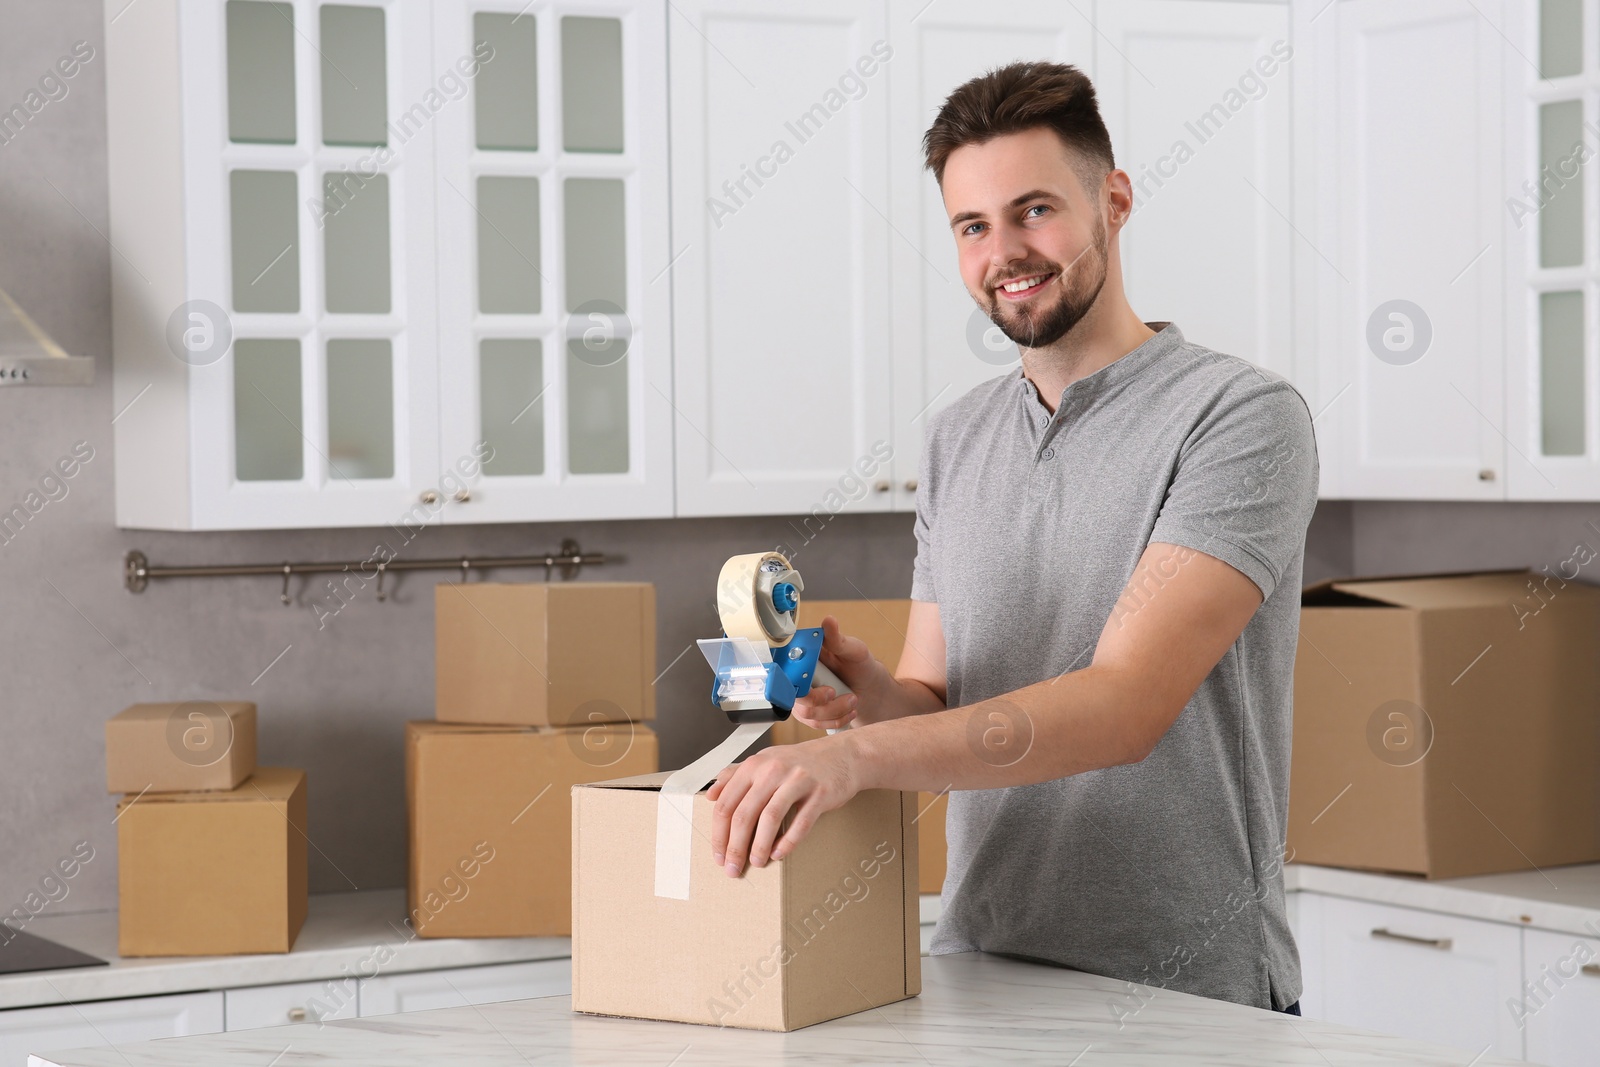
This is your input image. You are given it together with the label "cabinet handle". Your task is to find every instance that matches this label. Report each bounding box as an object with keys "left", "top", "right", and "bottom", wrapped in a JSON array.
[
  {"left": 1478, "top": 469, "right": 1496, "bottom": 482},
  {"left": 1582, "top": 964, "right": 1600, "bottom": 978},
  {"left": 1370, "top": 927, "right": 1452, "bottom": 951},
  {"left": 419, "top": 490, "right": 440, "bottom": 505},
  {"left": 874, "top": 480, "right": 891, "bottom": 493},
  {"left": 287, "top": 1007, "right": 308, "bottom": 1022},
  {"left": 453, "top": 488, "right": 471, "bottom": 503},
  {"left": 903, "top": 479, "right": 918, "bottom": 492}
]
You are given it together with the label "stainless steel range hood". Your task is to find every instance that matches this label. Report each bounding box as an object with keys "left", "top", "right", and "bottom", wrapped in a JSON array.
[{"left": 0, "top": 284, "right": 94, "bottom": 386}]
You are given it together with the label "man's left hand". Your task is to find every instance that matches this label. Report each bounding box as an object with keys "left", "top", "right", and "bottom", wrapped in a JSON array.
[{"left": 707, "top": 735, "right": 862, "bottom": 876}]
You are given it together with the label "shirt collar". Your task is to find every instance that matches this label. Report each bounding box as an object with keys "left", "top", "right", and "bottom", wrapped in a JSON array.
[{"left": 1015, "top": 321, "right": 1183, "bottom": 412}]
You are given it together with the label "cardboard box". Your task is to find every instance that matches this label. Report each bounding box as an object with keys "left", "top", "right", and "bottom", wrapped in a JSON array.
[
  {"left": 572, "top": 772, "right": 921, "bottom": 1031},
  {"left": 117, "top": 767, "right": 307, "bottom": 956},
  {"left": 1288, "top": 571, "right": 1600, "bottom": 880},
  {"left": 106, "top": 701, "right": 257, "bottom": 793},
  {"left": 771, "top": 599, "right": 947, "bottom": 894},
  {"left": 406, "top": 720, "right": 658, "bottom": 937},
  {"left": 435, "top": 581, "right": 656, "bottom": 727}
]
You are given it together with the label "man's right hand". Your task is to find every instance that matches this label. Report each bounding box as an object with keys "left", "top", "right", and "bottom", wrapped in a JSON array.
[{"left": 791, "top": 615, "right": 876, "bottom": 731}]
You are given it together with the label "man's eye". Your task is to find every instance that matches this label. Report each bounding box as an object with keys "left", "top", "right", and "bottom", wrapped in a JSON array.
[
  {"left": 1025, "top": 204, "right": 1049, "bottom": 218},
  {"left": 962, "top": 223, "right": 985, "bottom": 236}
]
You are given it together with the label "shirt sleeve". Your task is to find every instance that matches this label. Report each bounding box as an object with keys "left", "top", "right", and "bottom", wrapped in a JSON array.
[
  {"left": 1147, "top": 377, "right": 1319, "bottom": 600},
  {"left": 909, "top": 412, "right": 942, "bottom": 603}
]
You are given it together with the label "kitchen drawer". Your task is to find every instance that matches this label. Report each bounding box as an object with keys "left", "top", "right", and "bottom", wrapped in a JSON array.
[
  {"left": 4, "top": 991, "right": 222, "bottom": 1067},
  {"left": 358, "top": 959, "right": 571, "bottom": 1017},
  {"left": 1309, "top": 893, "right": 1523, "bottom": 1061},
  {"left": 1523, "top": 926, "right": 1600, "bottom": 1067},
  {"left": 225, "top": 979, "right": 359, "bottom": 1031}
]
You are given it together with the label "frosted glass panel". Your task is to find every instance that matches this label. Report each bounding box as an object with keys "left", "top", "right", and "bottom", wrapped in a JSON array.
[
  {"left": 235, "top": 339, "right": 304, "bottom": 481},
  {"left": 478, "top": 176, "right": 542, "bottom": 314},
  {"left": 321, "top": 5, "right": 388, "bottom": 147},
  {"left": 480, "top": 339, "right": 545, "bottom": 476},
  {"left": 323, "top": 172, "right": 391, "bottom": 312},
  {"left": 567, "top": 342, "right": 628, "bottom": 474},
  {"left": 327, "top": 339, "right": 394, "bottom": 478},
  {"left": 1539, "top": 101, "right": 1583, "bottom": 268},
  {"left": 1540, "top": 0, "right": 1583, "bottom": 78},
  {"left": 561, "top": 17, "right": 624, "bottom": 153},
  {"left": 564, "top": 178, "right": 626, "bottom": 312},
  {"left": 227, "top": 1, "right": 296, "bottom": 144},
  {"left": 475, "top": 13, "right": 538, "bottom": 150},
  {"left": 1540, "top": 291, "right": 1585, "bottom": 456},
  {"left": 230, "top": 170, "right": 300, "bottom": 313}
]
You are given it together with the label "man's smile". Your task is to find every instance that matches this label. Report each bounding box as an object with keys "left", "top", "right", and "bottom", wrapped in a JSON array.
[{"left": 994, "top": 272, "right": 1056, "bottom": 300}]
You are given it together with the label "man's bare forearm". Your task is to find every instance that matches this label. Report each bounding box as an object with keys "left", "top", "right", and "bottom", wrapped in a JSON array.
[
  {"left": 849, "top": 658, "right": 947, "bottom": 725},
  {"left": 841, "top": 664, "right": 1168, "bottom": 792}
]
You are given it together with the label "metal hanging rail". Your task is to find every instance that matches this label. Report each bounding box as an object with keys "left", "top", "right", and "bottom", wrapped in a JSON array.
[{"left": 124, "top": 539, "right": 607, "bottom": 603}]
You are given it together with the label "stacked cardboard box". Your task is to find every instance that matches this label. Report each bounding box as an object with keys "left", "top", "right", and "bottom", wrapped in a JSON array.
[
  {"left": 106, "top": 702, "right": 308, "bottom": 956},
  {"left": 409, "top": 582, "right": 659, "bottom": 937}
]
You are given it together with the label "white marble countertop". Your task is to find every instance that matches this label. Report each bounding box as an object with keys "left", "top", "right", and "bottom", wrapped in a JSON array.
[
  {"left": 31, "top": 951, "right": 1519, "bottom": 1066},
  {"left": 1, "top": 889, "right": 568, "bottom": 1011},
  {"left": 1286, "top": 862, "right": 1600, "bottom": 937}
]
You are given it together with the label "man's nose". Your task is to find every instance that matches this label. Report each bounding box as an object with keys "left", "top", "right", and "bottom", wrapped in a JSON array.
[{"left": 989, "top": 221, "right": 1030, "bottom": 271}]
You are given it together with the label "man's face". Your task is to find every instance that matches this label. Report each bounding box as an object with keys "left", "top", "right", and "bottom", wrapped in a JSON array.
[{"left": 941, "top": 127, "right": 1108, "bottom": 349}]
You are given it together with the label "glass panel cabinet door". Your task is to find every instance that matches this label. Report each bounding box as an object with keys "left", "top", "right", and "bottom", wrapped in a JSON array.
[
  {"left": 433, "top": 0, "right": 672, "bottom": 522},
  {"left": 179, "top": 0, "right": 441, "bottom": 528},
  {"left": 1507, "top": 0, "right": 1599, "bottom": 498}
]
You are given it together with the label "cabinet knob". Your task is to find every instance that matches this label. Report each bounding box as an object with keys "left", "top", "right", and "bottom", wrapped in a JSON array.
[
  {"left": 419, "top": 489, "right": 441, "bottom": 505},
  {"left": 1478, "top": 469, "right": 1496, "bottom": 482},
  {"left": 904, "top": 479, "right": 918, "bottom": 492},
  {"left": 874, "top": 480, "right": 891, "bottom": 493},
  {"left": 453, "top": 488, "right": 472, "bottom": 503},
  {"left": 287, "top": 1007, "right": 308, "bottom": 1022}
]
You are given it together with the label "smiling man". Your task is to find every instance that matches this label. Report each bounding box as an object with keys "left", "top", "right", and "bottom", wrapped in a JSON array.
[{"left": 707, "top": 61, "right": 1317, "bottom": 1014}]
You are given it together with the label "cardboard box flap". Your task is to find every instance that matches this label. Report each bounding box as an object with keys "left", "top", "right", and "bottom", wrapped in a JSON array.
[
  {"left": 113, "top": 701, "right": 256, "bottom": 722},
  {"left": 1304, "top": 570, "right": 1533, "bottom": 609},
  {"left": 577, "top": 770, "right": 676, "bottom": 791},
  {"left": 117, "top": 766, "right": 303, "bottom": 807}
]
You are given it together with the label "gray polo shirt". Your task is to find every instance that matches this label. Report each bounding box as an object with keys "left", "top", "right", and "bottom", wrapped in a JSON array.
[{"left": 914, "top": 322, "right": 1317, "bottom": 1012}]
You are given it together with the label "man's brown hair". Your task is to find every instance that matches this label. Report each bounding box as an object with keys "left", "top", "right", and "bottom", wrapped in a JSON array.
[{"left": 922, "top": 61, "right": 1115, "bottom": 192}]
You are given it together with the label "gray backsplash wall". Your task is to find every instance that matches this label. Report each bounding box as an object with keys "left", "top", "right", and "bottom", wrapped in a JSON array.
[{"left": 1, "top": 1, "right": 1591, "bottom": 916}]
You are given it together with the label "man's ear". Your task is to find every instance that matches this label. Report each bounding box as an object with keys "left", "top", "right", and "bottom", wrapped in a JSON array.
[{"left": 1104, "top": 168, "right": 1135, "bottom": 232}]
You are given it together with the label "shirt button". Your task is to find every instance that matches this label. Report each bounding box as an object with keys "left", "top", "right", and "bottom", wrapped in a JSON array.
[
  {"left": 1042, "top": 447, "right": 1055, "bottom": 460},
  {"left": 1039, "top": 416, "right": 1049, "bottom": 427}
]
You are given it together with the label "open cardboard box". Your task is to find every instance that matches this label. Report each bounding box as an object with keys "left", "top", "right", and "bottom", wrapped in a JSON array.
[
  {"left": 1288, "top": 570, "right": 1600, "bottom": 879},
  {"left": 571, "top": 771, "right": 921, "bottom": 1031}
]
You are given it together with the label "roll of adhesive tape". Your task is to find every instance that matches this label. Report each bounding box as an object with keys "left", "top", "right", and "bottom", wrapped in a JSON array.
[{"left": 715, "top": 551, "right": 800, "bottom": 647}]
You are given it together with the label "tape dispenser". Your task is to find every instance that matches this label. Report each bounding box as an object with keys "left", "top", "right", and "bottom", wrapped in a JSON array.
[{"left": 697, "top": 551, "right": 852, "bottom": 725}]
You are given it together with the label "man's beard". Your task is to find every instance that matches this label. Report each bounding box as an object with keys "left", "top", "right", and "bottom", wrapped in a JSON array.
[{"left": 979, "top": 216, "right": 1108, "bottom": 350}]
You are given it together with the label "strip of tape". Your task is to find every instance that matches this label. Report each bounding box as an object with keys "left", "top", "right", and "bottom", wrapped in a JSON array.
[{"left": 654, "top": 721, "right": 772, "bottom": 899}]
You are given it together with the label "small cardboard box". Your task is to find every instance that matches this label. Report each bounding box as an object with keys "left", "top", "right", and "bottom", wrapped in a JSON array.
[
  {"left": 117, "top": 766, "right": 307, "bottom": 956},
  {"left": 772, "top": 599, "right": 947, "bottom": 894},
  {"left": 406, "top": 720, "right": 658, "bottom": 937},
  {"left": 1288, "top": 571, "right": 1600, "bottom": 880},
  {"left": 106, "top": 701, "right": 257, "bottom": 794},
  {"left": 572, "top": 772, "right": 921, "bottom": 1031},
  {"left": 435, "top": 582, "right": 656, "bottom": 727}
]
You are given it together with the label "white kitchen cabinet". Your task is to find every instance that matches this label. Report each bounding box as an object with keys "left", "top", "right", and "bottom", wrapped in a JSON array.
[
  {"left": 224, "top": 978, "right": 359, "bottom": 1030},
  {"left": 1307, "top": 0, "right": 1507, "bottom": 499},
  {"left": 106, "top": 0, "right": 668, "bottom": 530},
  {"left": 1306, "top": 893, "right": 1524, "bottom": 1061},
  {"left": 1503, "top": 0, "right": 1600, "bottom": 500},
  {"left": 357, "top": 958, "right": 571, "bottom": 1016},
  {"left": 668, "top": 0, "right": 897, "bottom": 518},
  {"left": 1522, "top": 926, "right": 1600, "bottom": 1067},
  {"left": 432, "top": 0, "right": 674, "bottom": 522},
  {"left": 885, "top": 0, "right": 1094, "bottom": 511},
  {"left": 1095, "top": 2, "right": 1297, "bottom": 387},
  {"left": 3, "top": 991, "right": 222, "bottom": 1067}
]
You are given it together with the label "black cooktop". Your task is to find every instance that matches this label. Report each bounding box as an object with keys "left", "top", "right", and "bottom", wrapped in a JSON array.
[{"left": 0, "top": 928, "right": 108, "bottom": 976}]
